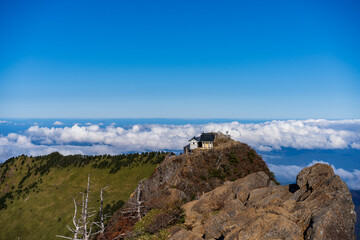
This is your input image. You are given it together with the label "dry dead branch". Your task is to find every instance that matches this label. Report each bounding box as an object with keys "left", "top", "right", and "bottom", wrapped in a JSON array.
[{"left": 56, "top": 174, "right": 109, "bottom": 240}]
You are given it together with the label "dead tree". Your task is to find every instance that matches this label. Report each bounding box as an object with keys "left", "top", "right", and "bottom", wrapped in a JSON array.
[
  {"left": 99, "top": 185, "right": 109, "bottom": 234},
  {"left": 110, "top": 179, "right": 146, "bottom": 240},
  {"left": 121, "top": 179, "right": 145, "bottom": 220},
  {"left": 56, "top": 174, "right": 109, "bottom": 240}
]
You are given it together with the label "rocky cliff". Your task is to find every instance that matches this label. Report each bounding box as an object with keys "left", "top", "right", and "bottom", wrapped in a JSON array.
[
  {"left": 101, "top": 135, "right": 274, "bottom": 239},
  {"left": 171, "top": 163, "right": 356, "bottom": 240},
  {"left": 100, "top": 136, "right": 356, "bottom": 240}
]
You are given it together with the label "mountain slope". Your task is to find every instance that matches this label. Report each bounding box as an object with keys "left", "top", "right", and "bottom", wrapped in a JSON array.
[
  {"left": 101, "top": 135, "right": 276, "bottom": 239},
  {"left": 1, "top": 136, "right": 357, "bottom": 240},
  {"left": 99, "top": 136, "right": 356, "bottom": 240},
  {"left": 0, "top": 151, "right": 168, "bottom": 240}
]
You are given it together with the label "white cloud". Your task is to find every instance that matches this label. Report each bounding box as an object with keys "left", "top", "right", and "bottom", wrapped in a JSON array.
[
  {"left": 351, "top": 142, "right": 360, "bottom": 149},
  {"left": 1, "top": 119, "right": 360, "bottom": 189},
  {"left": 257, "top": 145, "right": 273, "bottom": 152},
  {"left": 53, "top": 121, "right": 64, "bottom": 126},
  {"left": 268, "top": 164, "right": 303, "bottom": 183},
  {"left": 36, "top": 120, "right": 360, "bottom": 150},
  {"left": 0, "top": 119, "right": 359, "bottom": 163},
  {"left": 0, "top": 135, "right": 117, "bottom": 162},
  {"left": 0, "top": 120, "right": 10, "bottom": 124}
]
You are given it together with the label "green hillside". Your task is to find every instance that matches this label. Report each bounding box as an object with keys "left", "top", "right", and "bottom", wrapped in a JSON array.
[{"left": 0, "top": 151, "right": 168, "bottom": 240}]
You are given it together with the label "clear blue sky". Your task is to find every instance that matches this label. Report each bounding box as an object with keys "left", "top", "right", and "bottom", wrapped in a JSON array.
[{"left": 0, "top": 0, "right": 359, "bottom": 119}]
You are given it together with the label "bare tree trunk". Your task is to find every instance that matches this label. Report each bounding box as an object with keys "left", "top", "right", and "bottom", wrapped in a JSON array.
[
  {"left": 99, "top": 185, "right": 109, "bottom": 235},
  {"left": 121, "top": 178, "right": 145, "bottom": 221},
  {"left": 136, "top": 179, "right": 144, "bottom": 220},
  {"left": 83, "top": 174, "right": 91, "bottom": 240},
  {"left": 57, "top": 175, "right": 110, "bottom": 239},
  {"left": 72, "top": 197, "right": 80, "bottom": 239}
]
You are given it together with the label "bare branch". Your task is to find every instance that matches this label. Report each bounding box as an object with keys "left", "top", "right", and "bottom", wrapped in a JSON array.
[
  {"left": 56, "top": 235, "right": 81, "bottom": 240},
  {"left": 57, "top": 175, "right": 111, "bottom": 239}
]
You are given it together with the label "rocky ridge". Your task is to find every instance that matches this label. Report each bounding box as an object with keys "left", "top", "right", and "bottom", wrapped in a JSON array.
[
  {"left": 100, "top": 135, "right": 356, "bottom": 240},
  {"left": 101, "top": 134, "right": 274, "bottom": 239},
  {"left": 170, "top": 163, "right": 356, "bottom": 240}
]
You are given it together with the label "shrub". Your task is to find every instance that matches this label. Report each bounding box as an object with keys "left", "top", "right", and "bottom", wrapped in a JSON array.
[
  {"left": 0, "top": 192, "right": 13, "bottom": 210},
  {"left": 134, "top": 204, "right": 184, "bottom": 236},
  {"left": 228, "top": 153, "right": 239, "bottom": 164},
  {"left": 270, "top": 172, "right": 280, "bottom": 185},
  {"left": 221, "top": 164, "right": 231, "bottom": 175},
  {"left": 209, "top": 168, "right": 225, "bottom": 180},
  {"left": 190, "top": 193, "right": 196, "bottom": 201},
  {"left": 248, "top": 149, "right": 256, "bottom": 163}
]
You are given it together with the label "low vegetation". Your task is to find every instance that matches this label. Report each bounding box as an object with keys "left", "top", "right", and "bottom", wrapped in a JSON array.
[
  {"left": 131, "top": 203, "right": 185, "bottom": 239},
  {"left": 0, "top": 151, "right": 169, "bottom": 240}
]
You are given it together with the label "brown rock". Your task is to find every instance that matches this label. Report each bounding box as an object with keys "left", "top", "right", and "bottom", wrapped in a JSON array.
[
  {"left": 169, "top": 163, "right": 356, "bottom": 240},
  {"left": 102, "top": 139, "right": 273, "bottom": 238},
  {"left": 296, "top": 163, "right": 335, "bottom": 189},
  {"left": 101, "top": 136, "right": 356, "bottom": 240},
  {"left": 168, "top": 228, "right": 202, "bottom": 240}
]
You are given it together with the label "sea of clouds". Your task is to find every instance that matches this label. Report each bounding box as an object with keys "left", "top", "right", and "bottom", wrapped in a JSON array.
[{"left": 1, "top": 119, "right": 360, "bottom": 188}]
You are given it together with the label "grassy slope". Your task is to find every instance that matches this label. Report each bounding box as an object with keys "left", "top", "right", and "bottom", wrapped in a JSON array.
[{"left": 0, "top": 153, "right": 165, "bottom": 240}]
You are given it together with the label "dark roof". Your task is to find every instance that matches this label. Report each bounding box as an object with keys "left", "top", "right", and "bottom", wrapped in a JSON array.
[
  {"left": 200, "top": 133, "right": 215, "bottom": 142},
  {"left": 189, "top": 136, "right": 200, "bottom": 141}
]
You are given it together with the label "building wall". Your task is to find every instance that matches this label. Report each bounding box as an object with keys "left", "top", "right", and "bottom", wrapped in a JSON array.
[
  {"left": 202, "top": 141, "right": 213, "bottom": 149},
  {"left": 190, "top": 140, "right": 198, "bottom": 150}
]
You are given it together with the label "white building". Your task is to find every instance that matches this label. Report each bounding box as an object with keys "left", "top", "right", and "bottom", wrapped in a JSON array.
[{"left": 184, "top": 133, "right": 215, "bottom": 153}]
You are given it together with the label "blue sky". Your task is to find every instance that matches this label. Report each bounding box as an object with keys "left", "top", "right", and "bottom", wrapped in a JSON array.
[{"left": 0, "top": 0, "right": 359, "bottom": 118}]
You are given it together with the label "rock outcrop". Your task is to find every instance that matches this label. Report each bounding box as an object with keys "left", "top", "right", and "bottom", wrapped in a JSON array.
[
  {"left": 101, "top": 136, "right": 274, "bottom": 239},
  {"left": 100, "top": 135, "right": 356, "bottom": 240},
  {"left": 169, "top": 163, "right": 356, "bottom": 240}
]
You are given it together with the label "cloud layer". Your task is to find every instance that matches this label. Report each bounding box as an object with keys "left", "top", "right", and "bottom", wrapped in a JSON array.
[
  {"left": 0, "top": 119, "right": 360, "bottom": 162},
  {"left": 1, "top": 119, "right": 360, "bottom": 189},
  {"left": 24, "top": 119, "right": 360, "bottom": 150}
]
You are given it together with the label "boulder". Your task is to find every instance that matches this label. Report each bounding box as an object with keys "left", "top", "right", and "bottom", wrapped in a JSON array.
[{"left": 171, "top": 164, "right": 356, "bottom": 240}]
